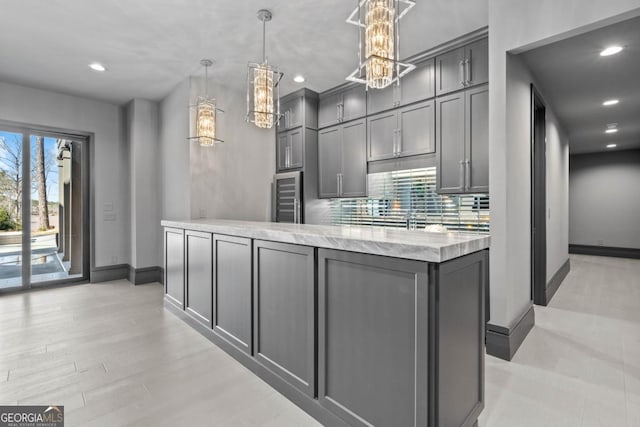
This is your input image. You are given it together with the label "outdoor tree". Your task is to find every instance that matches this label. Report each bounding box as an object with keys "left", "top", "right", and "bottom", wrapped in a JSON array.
[
  {"left": 35, "top": 136, "right": 50, "bottom": 230},
  {"left": 0, "top": 135, "right": 22, "bottom": 222}
]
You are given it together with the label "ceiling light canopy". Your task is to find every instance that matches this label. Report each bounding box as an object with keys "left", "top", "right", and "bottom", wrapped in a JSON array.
[
  {"left": 189, "top": 59, "right": 224, "bottom": 147},
  {"left": 346, "top": 0, "right": 416, "bottom": 90},
  {"left": 293, "top": 75, "right": 305, "bottom": 83},
  {"left": 246, "top": 9, "right": 283, "bottom": 129},
  {"left": 602, "top": 99, "right": 619, "bottom": 106},
  {"left": 88, "top": 62, "right": 107, "bottom": 72},
  {"left": 606, "top": 144, "right": 617, "bottom": 148},
  {"left": 600, "top": 46, "right": 623, "bottom": 56}
]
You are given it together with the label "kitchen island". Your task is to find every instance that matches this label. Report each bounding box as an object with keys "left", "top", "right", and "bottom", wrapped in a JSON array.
[{"left": 162, "top": 219, "right": 489, "bottom": 427}]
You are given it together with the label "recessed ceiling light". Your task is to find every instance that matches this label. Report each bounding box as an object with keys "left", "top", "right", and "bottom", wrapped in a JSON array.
[
  {"left": 606, "top": 144, "right": 617, "bottom": 148},
  {"left": 602, "top": 99, "right": 619, "bottom": 106},
  {"left": 293, "top": 75, "right": 305, "bottom": 83},
  {"left": 605, "top": 128, "right": 618, "bottom": 134},
  {"left": 88, "top": 62, "right": 107, "bottom": 72},
  {"left": 605, "top": 123, "right": 618, "bottom": 134},
  {"left": 600, "top": 46, "right": 623, "bottom": 56}
]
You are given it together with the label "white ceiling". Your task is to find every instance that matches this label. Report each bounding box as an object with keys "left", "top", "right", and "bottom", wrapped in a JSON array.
[
  {"left": 521, "top": 16, "right": 640, "bottom": 154},
  {"left": 0, "top": 0, "right": 487, "bottom": 105}
]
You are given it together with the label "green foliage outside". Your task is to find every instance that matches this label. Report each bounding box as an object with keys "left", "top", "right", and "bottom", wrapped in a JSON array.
[{"left": 0, "top": 206, "right": 17, "bottom": 231}]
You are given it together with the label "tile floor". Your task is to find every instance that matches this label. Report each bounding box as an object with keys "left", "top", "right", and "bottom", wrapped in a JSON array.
[
  {"left": 0, "top": 254, "right": 638, "bottom": 426},
  {"left": 479, "top": 255, "right": 640, "bottom": 427}
]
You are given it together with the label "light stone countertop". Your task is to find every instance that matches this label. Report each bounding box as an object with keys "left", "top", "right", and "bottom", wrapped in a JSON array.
[{"left": 161, "top": 219, "right": 490, "bottom": 263}]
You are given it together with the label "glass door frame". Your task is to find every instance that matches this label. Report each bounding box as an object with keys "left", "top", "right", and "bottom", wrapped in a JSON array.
[{"left": 0, "top": 121, "right": 90, "bottom": 292}]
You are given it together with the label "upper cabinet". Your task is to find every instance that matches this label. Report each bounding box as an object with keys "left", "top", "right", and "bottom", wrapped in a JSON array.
[
  {"left": 367, "top": 100, "right": 435, "bottom": 161},
  {"left": 436, "top": 84, "right": 488, "bottom": 194},
  {"left": 435, "top": 38, "right": 488, "bottom": 96},
  {"left": 367, "top": 59, "right": 435, "bottom": 115},
  {"left": 318, "top": 85, "right": 366, "bottom": 129},
  {"left": 277, "top": 89, "right": 318, "bottom": 133}
]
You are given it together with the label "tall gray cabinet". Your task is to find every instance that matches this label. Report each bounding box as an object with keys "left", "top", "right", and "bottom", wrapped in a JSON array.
[{"left": 275, "top": 89, "right": 319, "bottom": 223}]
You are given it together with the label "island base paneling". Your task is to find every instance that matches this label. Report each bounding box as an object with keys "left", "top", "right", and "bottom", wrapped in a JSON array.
[{"left": 162, "top": 222, "right": 488, "bottom": 427}]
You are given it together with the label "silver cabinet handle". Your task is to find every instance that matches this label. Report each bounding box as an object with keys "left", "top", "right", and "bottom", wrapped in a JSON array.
[
  {"left": 339, "top": 173, "right": 343, "bottom": 196},
  {"left": 336, "top": 173, "right": 341, "bottom": 196},
  {"left": 465, "top": 58, "right": 472, "bottom": 85},
  {"left": 392, "top": 130, "right": 397, "bottom": 156},
  {"left": 286, "top": 145, "right": 290, "bottom": 168},
  {"left": 293, "top": 198, "right": 298, "bottom": 223},
  {"left": 336, "top": 103, "right": 341, "bottom": 122},
  {"left": 465, "top": 159, "right": 471, "bottom": 190},
  {"left": 397, "top": 129, "right": 402, "bottom": 156},
  {"left": 459, "top": 60, "right": 466, "bottom": 87},
  {"left": 459, "top": 160, "right": 465, "bottom": 189}
]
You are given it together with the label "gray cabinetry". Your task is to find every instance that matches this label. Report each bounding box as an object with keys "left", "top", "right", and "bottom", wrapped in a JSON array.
[
  {"left": 436, "top": 250, "right": 487, "bottom": 427},
  {"left": 436, "top": 38, "right": 488, "bottom": 96},
  {"left": 318, "top": 249, "right": 429, "bottom": 427},
  {"left": 213, "top": 234, "right": 252, "bottom": 354},
  {"left": 277, "top": 128, "right": 303, "bottom": 171},
  {"left": 318, "top": 119, "right": 367, "bottom": 199},
  {"left": 277, "top": 96, "right": 302, "bottom": 132},
  {"left": 185, "top": 230, "right": 213, "bottom": 326},
  {"left": 253, "top": 240, "right": 316, "bottom": 397},
  {"left": 318, "top": 85, "right": 366, "bottom": 128},
  {"left": 367, "top": 100, "right": 435, "bottom": 161},
  {"left": 164, "top": 227, "right": 184, "bottom": 309},
  {"left": 367, "top": 58, "right": 435, "bottom": 114},
  {"left": 436, "top": 85, "right": 488, "bottom": 194}
]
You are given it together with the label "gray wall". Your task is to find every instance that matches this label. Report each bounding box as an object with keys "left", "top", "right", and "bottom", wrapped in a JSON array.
[
  {"left": 0, "top": 80, "right": 129, "bottom": 268},
  {"left": 569, "top": 149, "right": 640, "bottom": 249},
  {"left": 507, "top": 55, "right": 570, "bottom": 283},
  {"left": 126, "top": 99, "right": 160, "bottom": 269},
  {"left": 188, "top": 77, "right": 274, "bottom": 222}
]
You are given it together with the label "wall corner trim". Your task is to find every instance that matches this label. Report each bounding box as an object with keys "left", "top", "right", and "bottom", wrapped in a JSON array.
[
  {"left": 545, "top": 258, "right": 570, "bottom": 305},
  {"left": 486, "top": 305, "right": 535, "bottom": 361}
]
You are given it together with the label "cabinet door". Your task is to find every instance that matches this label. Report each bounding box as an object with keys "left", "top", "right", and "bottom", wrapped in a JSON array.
[
  {"left": 277, "top": 96, "right": 303, "bottom": 132},
  {"left": 318, "top": 126, "right": 341, "bottom": 198},
  {"left": 254, "top": 241, "right": 316, "bottom": 398},
  {"left": 399, "top": 58, "right": 435, "bottom": 106},
  {"left": 319, "top": 92, "right": 341, "bottom": 128},
  {"left": 465, "top": 38, "right": 488, "bottom": 87},
  {"left": 366, "top": 84, "right": 397, "bottom": 115},
  {"left": 367, "top": 110, "right": 397, "bottom": 161},
  {"left": 398, "top": 100, "right": 435, "bottom": 157},
  {"left": 288, "top": 128, "right": 304, "bottom": 169},
  {"left": 165, "top": 228, "right": 185, "bottom": 309},
  {"left": 185, "top": 230, "right": 212, "bottom": 327},
  {"left": 436, "top": 92, "right": 466, "bottom": 193},
  {"left": 465, "top": 85, "right": 489, "bottom": 193},
  {"left": 435, "top": 47, "right": 466, "bottom": 96},
  {"left": 341, "top": 119, "right": 367, "bottom": 198},
  {"left": 276, "top": 133, "right": 289, "bottom": 172},
  {"left": 341, "top": 85, "right": 367, "bottom": 122},
  {"left": 318, "top": 249, "right": 429, "bottom": 427},
  {"left": 213, "top": 234, "right": 252, "bottom": 354}
]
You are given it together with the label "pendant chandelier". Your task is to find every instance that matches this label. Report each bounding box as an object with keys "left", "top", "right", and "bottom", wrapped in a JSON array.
[
  {"left": 346, "top": 0, "right": 416, "bottom": 89},
  {"left": 189, "top": 59, "right": 224, "bottom": 146},
  {"left": 246, "top": 9, "right": 283, "bottom": 129}
]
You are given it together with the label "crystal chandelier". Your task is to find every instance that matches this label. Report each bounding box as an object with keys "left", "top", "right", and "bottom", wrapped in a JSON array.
[
  {"left": 189, "top": 59, "right": 223, "bottom": 146},
  {"left": 346, "top": 0, "right": 416, "bottom": 90},
  {"left": 246, "top": 9, "right": 283, "bottom": 129}
]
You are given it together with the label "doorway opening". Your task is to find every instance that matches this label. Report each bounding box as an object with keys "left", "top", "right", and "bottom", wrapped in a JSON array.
[
  {"left": 531, "top": 85, "right": 547, "bottom": 305},
  {"left": 0, "top": 126, "right": 89, "bottom": 291}
]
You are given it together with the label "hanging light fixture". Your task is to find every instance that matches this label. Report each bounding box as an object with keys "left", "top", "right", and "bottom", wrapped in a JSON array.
[
  {"left": 346, "top": 0, "right": 416, "bottom": 90},
  {"left": 189, "top": 59, "right": 224, "bottom": 146},
  {"left": 246, "top": 9, "right": 283, "bottom": 129}
]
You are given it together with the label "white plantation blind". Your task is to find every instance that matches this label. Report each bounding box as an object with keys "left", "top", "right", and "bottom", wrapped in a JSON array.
[{"left": 328, "top": 167, "right": 490, "bottom": 233}]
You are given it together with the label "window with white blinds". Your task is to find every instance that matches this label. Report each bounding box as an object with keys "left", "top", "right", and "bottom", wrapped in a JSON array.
[{"left": 328, "top": 167, "right": 490, "bottom": 233}]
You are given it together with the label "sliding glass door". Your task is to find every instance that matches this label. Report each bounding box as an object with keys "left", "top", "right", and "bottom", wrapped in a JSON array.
[{"left": 0, "top": 126, "right": 88, "bottom": 290}]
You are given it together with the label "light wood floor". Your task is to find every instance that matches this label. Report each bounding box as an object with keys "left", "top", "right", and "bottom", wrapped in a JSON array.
[
  {"left": 1, "top": 254, "right": 639, "bottom": 426},
  {"left": 0, "top": 281, "right": 320, "bottom": 426}
]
